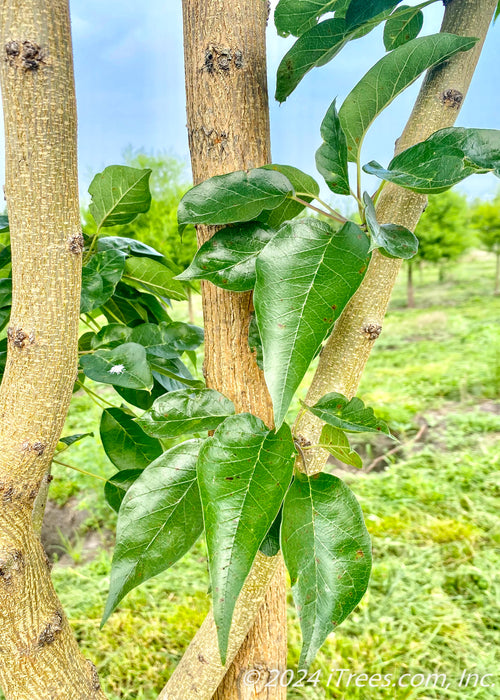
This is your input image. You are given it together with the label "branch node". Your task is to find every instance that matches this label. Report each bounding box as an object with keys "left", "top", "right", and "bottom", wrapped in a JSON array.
[
  {"left": 37, "top": 610, "right": 63, "bottom": 647},
  {"left": 441, "top": 88, "right": 463, "bottom": 109},
  {"left": 0, "top": 550, "right": 24, "bottom": 585},
  {"left": 362, "top": 323, "right": 382, "bottom": 340},
  {"left": 68, "top": 232, "right": 84, "bottom": 254}
]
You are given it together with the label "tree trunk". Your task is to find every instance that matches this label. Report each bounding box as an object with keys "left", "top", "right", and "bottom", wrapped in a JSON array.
[
  {"left": 407, "top": 262, "right": 415, "bottom": 308},
  {"left": 0, "top": 2, "right": 106, "bottom": 698},
  {"left": 495, "top": 251, "right": 500, "bottom": 295},
  {"left": 181, "top": 1, "right": 286, "bottom": 699}
]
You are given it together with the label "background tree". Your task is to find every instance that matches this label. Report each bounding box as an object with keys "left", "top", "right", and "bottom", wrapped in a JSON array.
[
  {"left": 471, "top": 194, "right": 500, "bottom": 294},
  {"left": 407, "top": 190, "right": 472, "bottom": 306}
]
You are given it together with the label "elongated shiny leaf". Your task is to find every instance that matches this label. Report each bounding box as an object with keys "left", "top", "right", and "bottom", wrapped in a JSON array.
[
  {"left": 198, "top": 414, "right": 296, "bottom": 662},
  {"left": 364, "top": 128, "right": 500, "bottom": 193},
  {"left": 339, "top": 34, "right": 477, "bottom": 162},
  {"left": 319, "top": 424, "right": 362, "bottom": 468},
  {"left": 80, "top": 251, "right": 126, "bottom": 313},
  {"left": 177, "top": 223, "right": 275, "bottom": 292},
  {"left": 363, "top": 192, "right": 418, "bottom": 259},
  {"left": 275, "top": 0, "right": 341, "bottom": 37},
  {"left": 282, "top": 472, "right": 372, "bottom": 667},
  {"left": 123, "top": 256, "right": 187, "bottom": 301},
  {"left": 258, "top": 165, "right": 321, "bottom": 228},
  {"left": 345, "top": 0, "right": 401, "bottom": 29},
  {"left": 150, "top": 356, "right": 204, "bottom": 390},
  {"left": 100, "top": 407, "right": 162, "bottom": 471},
  {"left": 102, "top": 439, "right": 204, "bottom": 623},
  {"left": 306, "top": 392, "right": 391, "bottom": 435},
  {"left": 98, "top": 235, "right": 164, "bottom": 260},
  {"left": 137, "top": 388, "right": 235, "bottom": 439},
  {"left": 177, "top": 169, "right": 294, "bottom": 230},
  {"left": 316, "top": 99, "right": 350, "bottom": 195},
  {"left": 80, "top": 342, "right": 153, "bottom": 390},
  {"left": 89, "top": 166, "right": 152, "bottom": 229},
  {"left": 104, "top": 469, "right": 144, "bottom": 513},
  {"left": 383, "top": 4, "right": 424, "bottom": 50},
  {"left": 254, "top": 220, "right": 370, "bottom": 428}
]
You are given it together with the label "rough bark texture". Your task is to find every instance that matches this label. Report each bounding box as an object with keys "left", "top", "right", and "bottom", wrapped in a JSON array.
[
  {"left": 0, "top": 2, "right": 105, "bottom": 698},
  {"left": 295, "top": 0, "right": 498, "bottom": 474},
  {"left": 181, "top": 1, "right": 286, "bottom": 699}
]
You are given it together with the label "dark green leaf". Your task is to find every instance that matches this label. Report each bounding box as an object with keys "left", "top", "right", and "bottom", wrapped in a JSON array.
[
  {"left": 102, "top": 440, "right": 204, "bottom": 624},
  {"left": 89, "top": 166, "right": 152, "bottom": 229},
  {"left": 128, "top": 323, "right": 180, "bottom": 360},
  {"left": 97, "top": 235, "right": 164, "bottom": 260},
  {"left": 339, "top": 34, "right": 478, "bottom": 162},
  {"left": 177, "top": 223, "right": 275, "bottom": 292},
  {"left": 137, "top": 388, "right": 235, "bottom": 439},
  {"left": 383, "top": 4, "right": 424, "bottom": 50},
  {"left": 81, "top": 251, "right": 126, "bottom": 313},
  {"left": 104, "top": 469, "right": 144, "bottom": 513},
  {"left": 275, "top": 0, "right": 340, "bottom": 38},
  {"left": 363, "top": 192, "right": 418, "bottom": 259},
  {"left": 90, "top": 324, "right": 132, "bottom": 350},
  {"left": 0, "top": 307, "right": 10, "bottom": 333},
  {"left": 248, "top": 313, "right": 264, "bottom": 370},
  {"left": 345, "top": 0, "right": 401, "bottom": 30},
  {"left": 0, "top": 215, "right": 9, "bottom": 232},
  {"left": 0, "top": 278, "right": 12, "bottom": 308},
  {"left": 254, "top": 220, "right": 370, "bottom": 428},
  {"left": 259, "top": 508, "right": 283, "bottom": 557},
  {"left": 305, "top": 392, "right": 392, "bottom": 435},
  {"left": 198, "top": 414, "right": 296, "bottom": 662},
  {"left": 150, "top": 356, "right": 203, "bottom": 390},
  {"left": 177, "top": 169, "right": 294, "bottom": 230},
  {"left": 281, "top": 472, "right": 372, "bottom": 667},
  {"left": 319, "top": 424, "right": 362, "bottom": 467},
  {"left": 100, "top": 407, "right": 162, "bottom": 471},
  {"left": 80, "top": 342, "right": 153, "bottom": 390},
  {"left": 257, "top": 165, "right": 320, "bottom": 228},
  {"left": 102, "top": 296, "right": 146, "bottom": 326},
  {"left": 496, "top": 0, "right": 500, "bottom": 21},
  {"left": 316, "top": 99, "right": 350, "bottom": 195},
  {"left": 159, "top": 322, "right": 204, "bottom": 352},
  {"left": 0, "top": 245, "right": 11, "bottom": 269},
  {"left": 113, "top": 381, "right": 165, "bottom": 411},
  {"left": 124, "top": 256, "right": 187, "bottom": 301},
  {"left": 57, "top": 433, "right": 94, "bottom": 451}
]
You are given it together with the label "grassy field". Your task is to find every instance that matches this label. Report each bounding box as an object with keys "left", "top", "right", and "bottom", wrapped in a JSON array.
[{"left": 44, "top": 252, "right": 499, "bottom": 699}]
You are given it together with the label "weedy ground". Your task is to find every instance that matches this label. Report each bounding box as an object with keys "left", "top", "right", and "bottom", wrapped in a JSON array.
[{"left": 40, "top": 253, "right": 500, "bottom": 699}]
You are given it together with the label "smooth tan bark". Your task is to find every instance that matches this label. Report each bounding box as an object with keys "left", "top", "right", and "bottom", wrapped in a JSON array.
[
  {"left": 0, "top": 2, "right": 106, "bottom": 698},
  {"left": 160, "top": 1, "right": 497, "bottom": 698},
  {"left": 180, "top": 1, "right": 286, "bottom": 699}
]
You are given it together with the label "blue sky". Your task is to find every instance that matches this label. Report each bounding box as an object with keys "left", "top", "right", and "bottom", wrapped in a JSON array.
[{"left": 0, "top": 1, "right": 499, "bottom": 204}]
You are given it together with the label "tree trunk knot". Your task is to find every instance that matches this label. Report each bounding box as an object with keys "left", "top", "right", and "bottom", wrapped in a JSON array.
[
  {"left": 21, "top": 440, "right": 46, "bottom": 456},
  {"left": 362, "top": 323, "right": 382, "bottom": 340},
  {"left": 37, "top": 610, "right": 64, "bottom": 647},
  {"left": 203, "top": 45, "right": 243, "bottom": 74},
  {"left": 4, "top": 40, "right": 46, "bottom": 70},
  {"left": 441, "top": 88, "right": 463, "bottom": 109},
  {"left": 68, "top": 232, "right": 85, "bottom": 254},
  {"left": 0, "top": 550, "right": 24, "bottom": 584},
  {"left": 7, "top": 327, "right": 35, "bottom": 349},
  {"left": 87, "top": 660, "right": 101, "bottom": 691}
]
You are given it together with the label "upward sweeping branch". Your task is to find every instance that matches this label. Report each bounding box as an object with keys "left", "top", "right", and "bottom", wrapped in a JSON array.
[{"left": 0, "top": 2, "right": 106, "bottom": 698}]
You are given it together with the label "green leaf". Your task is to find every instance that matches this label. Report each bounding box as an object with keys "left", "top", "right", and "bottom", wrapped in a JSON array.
[
  {"left": 150, "top": 357, "right": 204, "bottom": 391},
  {"left": 88, "top": 166, "right": 152, "bottom": 229},
  {"left": 90, "top": 324, "right": 132, "bottom": 350},
  {"left": 0, "top": 215, "right": 9, "bottom": 232},
  {"left": 104, "top": 469, "right": 144, "bottom": 513},
  {"left": 159, "top": 322, "right": 204, "bottom": 352},
  {"left": 198, "top": 414, "right": 296, "bottom": 662},
  {"left": 248, "top": 313, "right": 264, "bottom": 370},
  {"left": 177, "top": 169, "right": 294, "bottom": 230},
  {"left": 177, "top": 223, "right": 275, "bottom": 292},
  {"left": 128, "top": 323, "right": 180, "bottom": 360},
  {"left": 137, "top": 388, "right": 235, "bottom": 439},
  {"left": 113, "top": 381, "right": 165, "bottom": 411},
  {"left": 257, "top": 164, "right": 320, "bottom": 228},
  {"left": 363, "top": 192, "right": 418, "bottom": 259},
  {"left": 496, "top": 0, "right": 500, "bottom": 21},
  {"left": 100, "top": 407, "right": 162, "bottom": 471},
  {"left": 319, "top": 425, "right": 362, "bottom": 468},
  {"left": 383, "top": 4, "right": 424, "bottom": 51},
  {"left": 80, "top": 251, "right": 126, "bottom": 313},
  {"left": 124, "top": 256, "right": 187, "bottom": 301},
  {"left": 344, "top": 0, "right": 401, "bottom": 30},
  {"left": 0, "top": 245, "right": 11, "bottom": 269},
  {"left": 102, "top": 439, "right": 204, "bottom": 624},
  {"left": 339, "top": 34, "right": 478, "bottom": 162},
  {"left": 56, "top": 432, "right": 93, "bottom": 452},
  {"left": 80, "top": 342, "right": 153, "bottom": 390},
  {"left": 316, "top": 99, "right": 350, "bottom": 195},
  {"left": 97, "top": 235, "right": 164, "bottom": 260},
  {"left": 274, "top": 0, "right": 340, "bottom": 38},
  {"left": 281, "top": 472, "right": 372, "bottom": 667},
  {"left": 259, "top": 508, "right": 283, "bottom": 557},
  {"left": 305, "top": 392, "right": 392, "bottom": 435},
  {"left": 254, "top": 219, "right": 370, "bottom": 428},
  {"left": 0, "top": 278, "right": 12, "bottom": 308},
  {"left": 364, "top": 128, "right": 500, "bottom": 193}
]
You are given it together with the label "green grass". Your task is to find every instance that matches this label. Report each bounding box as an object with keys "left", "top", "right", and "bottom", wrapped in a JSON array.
[{"left": 46, "top": 252, "right": 500, "bottom": 699}]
